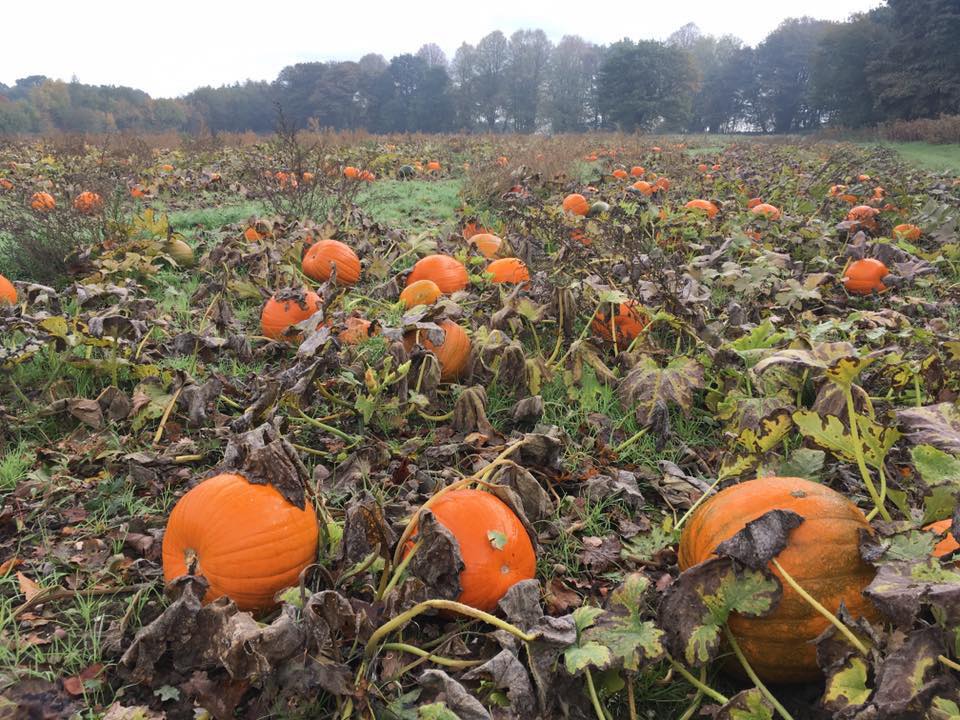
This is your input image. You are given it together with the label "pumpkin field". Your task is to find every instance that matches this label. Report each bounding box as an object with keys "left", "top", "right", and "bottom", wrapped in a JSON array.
[{"left": 1, "top": 132, "right": 960, "bottom": 720}]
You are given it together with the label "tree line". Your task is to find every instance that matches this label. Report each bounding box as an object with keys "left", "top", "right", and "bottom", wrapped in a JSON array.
[{"left": 1, "top": 0, "right": 957, "bottom": 136}]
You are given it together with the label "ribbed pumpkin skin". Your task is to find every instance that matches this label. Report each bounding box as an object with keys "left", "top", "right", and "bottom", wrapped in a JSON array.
[
  {"left": 403, "top": 320, "right": 470, "bottom": 381},
  {"left": 30, "top": 192, "right": 55, "bottom": 211},
  {"left": 260, "top": 292, "right": 322, "bottom": 340},
  {"left": 400, "top": 279, "right": 442, "bottom": 308},
  {"left": 843, "top": 258, "right": 889, "bottom": 295},
  {"left": 562, "top": 194, "right": 590, "bottom": 216},
  {"left": 684, "top": 199, "right": 718, "bottom": 218},
  {"left": 408, "top": 489, "right": 536, "bottom": 612},
  {"left": 751, "top": 203, "right": 781, "bottom": 220},
  {"left": 406, "top": 255, "right": 469, "bottom": 294},
  {"left": 0, "top": 274, "right": 16, "bottom": 305},
  {"left": 678, "top": 476, "right": 877, "bottom": 684},
  {"left": 926, "top": 519, "right": 959, "bottom": 558},
  {"left": 469, "top": 233, "right": 502, "bottom": 259},
  {"left": 486, "top": 258, "right": 530, "bottom": 283},
  {"left": 73, "top": 191, "right": 103, "bottom": 214},
  {"left": 302, "top": 240, "right": 361, "bottom": 286},
  {"left": 162, "top": 473, "right": 319, "bottom": 612}
]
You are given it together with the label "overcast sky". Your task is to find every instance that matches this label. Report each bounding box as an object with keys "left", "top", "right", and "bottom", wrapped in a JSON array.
[{"left": 3, "top": 0, "right": 883, "bottom": 98}]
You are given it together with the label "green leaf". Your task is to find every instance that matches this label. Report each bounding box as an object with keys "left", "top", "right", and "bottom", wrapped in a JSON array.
[
  {"left": 487, "top": 530, "right": 507, "bottom": 550},
  {"left": 563, "top": 641, "right": 613, "bottom": 673},
  {"left": 620, "top": 525, "right": 678, "bottom": 563},
  {"left": 572, "top": 605, "right": 605, "bottom": 634},
  {"left": 822, "top": 657, "right": 872, "bottom": 711},
  {"left": 913, "top": 445, "right": 960, "bottom": 485},
  {"left": 793, "top": 411, "right": 857, "bottom": 464},
  {"left": 930, "top": 697, "right": 960, "bottom": 720},
  {"left": 153, "top": 685, "right": 180, "bottom": 702},
  {"left": 718, "top": 688, "right": 775, "bottom": 720},
  {"left": 778, "top": 448, "right": 825, "bottom": 481},
  {"left": 582, "top": 574, "right": 665, "bottom": 671},
  {"left": 418, "top": 702, "right": 461, "bottom": 720}
]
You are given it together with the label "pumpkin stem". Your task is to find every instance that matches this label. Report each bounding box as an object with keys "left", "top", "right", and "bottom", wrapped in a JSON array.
[
  {"left": 723, "top": 626, "right": 795, "bottom": 720},
  {"left": 676, "top": 667, "right": 706, "bottom": 720},
  {"left": 771, "top": 558, "right": 870, "bottom": 656},
  {"left": 675, "top": 474, "right": 725, "bottom": 532},
  {"left": 940, "top": 655, "right": 960, "bottom": 673},
  {"left": 383, "top": 642, "right": 485, "bottom": 672},
  {"left": 184, "top": 548, "right": 199, "bottom": 576},
  {"left": 666, "top": 654, "right": 729, "bottom": 704},
  {"left": 844, "top": 386, "right": 892, "bottom": 522}
]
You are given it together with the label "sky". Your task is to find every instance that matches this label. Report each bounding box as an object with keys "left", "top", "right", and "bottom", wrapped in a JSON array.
[{"left": 2, "top": 0, "right": 884, "bottom": 99}]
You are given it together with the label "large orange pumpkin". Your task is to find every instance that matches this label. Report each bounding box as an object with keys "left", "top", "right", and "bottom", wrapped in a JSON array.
[
  {"left": 406, "top": 255, "right": 469, "bottom": 294},
  {"left": 684, "top": 199, "right": 718, "bottom": 218},
  {"left": 469, "top": 233, "right": 503, "bottom": 259},
  {"left": 486, "top": 258, "right": 529, "bottom": 284},
  {"left": 73, "top": 191, "right": 103, "bottom": 214},
  {"left": 30, "top": 192, "right": 55, "bottom": 211},
  {"left": 926, "top": 519, "right": 959, "bottom": 559},
  {"left": 343, "top": 166, "right": 360, "bottom": 179},
  {"left": 562, "top": 193, "right": 590, "bottom": 216},
  {"left": 612, "top": 169, "right": 628, "bottom": 180},
  {"left": 403, "top": 320, "right": 470, "bottom": 381},
  {"left": 591, "top": 302, "right": 648, "bottom": 344},
  {"left": 302, "top": 239, "right": 361, "bottom": 286},
  {"left": 678, "top": 476, "right": 877, "bottom": 684},
  {"left": 162, "top": 473, "right": 318, "bottom": 612},
  {"left": 843, "top": 258, "right": 889, "bottom": 295},
  {"left": 750, "top": 203, "right": 781, "bottom": 220},
  {"left": 427, "top": 161, "right": 442, "bottom": 172},
  {"left": 400, "top": 279, "right": 442, "bottom": 308},
  {"left": 631, "top": 180, "right": 654, "bottom": 196},
  {"left": 406, "top": 489, "right": 536, "bottom": 612},
  {"left": 631, "top": 166, "right": 645, "bottom": 177},
  {"left": 260, "top": 291, "right": 322, "bottom": 340},
  {"left": 0, "top": 274, "right": 16, "bottom": 305}
]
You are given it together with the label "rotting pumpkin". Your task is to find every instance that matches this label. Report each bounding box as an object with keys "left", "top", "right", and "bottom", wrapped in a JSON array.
[
  {"left": 405, "top": 489, "right": 536, "bottom": 612},
  {"left": 162, "top": 473, "right": 318, "bottom": 612},
  {"left": 678, "top": 475, "right": 878, "bottom": 684},
  {"left": 260, "top": 290, "right": 322, "bottom": 341},
  {"left": 591, "top": 301, "right": 648, "bottom": 345}
]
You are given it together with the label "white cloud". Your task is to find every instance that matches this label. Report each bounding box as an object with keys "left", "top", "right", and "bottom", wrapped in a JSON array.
[{"left": 1, "top": 0, "right": 884, "bottom": 98}]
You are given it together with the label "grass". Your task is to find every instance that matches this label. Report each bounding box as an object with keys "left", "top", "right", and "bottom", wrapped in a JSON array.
[
  {"left": 166, "top": 200, "right": 267, "bottom": 232},
  {"left": 0, "top": 442, "right": 32, "bottom": 493},
  {"left": 357, "top": 179, "right": 462, "bottom": 234},
  {"left": 873, "top": 141, "right": 960, "bottom": 173}
]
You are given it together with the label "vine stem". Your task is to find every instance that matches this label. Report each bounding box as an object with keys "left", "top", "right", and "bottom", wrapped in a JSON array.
[
  {"left": 381, "top": 642, "right": 484, "bottom": 670},
  {"left": 724, "top": 626, "right": 794, "bottom": 720},
  {"left": 363, "top": 599, "right": 535, "bottom": 660},
  {"left": 843, "top": 386, "right": 892, "bottom": 522},
  {"left": 293, "top": 406, "right": 358, "bottom": 442},
  {"left": 675, "top": 474, "right": 725, "bottom": 531},
  {"left": 627, "top": 679, "right": 638, "bottom": 720},
  {"left": 153, "top": 385, "right": 183, "bottom": 445},
  {"left": 677, "top": 667, "right": 706, "bottom": 720},
  {"left": 547, "top": 296, "right": 565, "bottom": 365},
  {"left": 666, "top": 655, "right": 728, "bottom": 705},
  {"left": 940, "top": 655, "right": 960, "bottom": 672},
  {"left": 614, "top": 427, "right": 648, "bottom": 454},
  {"left": 584, "top": 668, "right": 608, "bottom": 720},
  {"left": 771, "top": 559, "right": 869, "bottom": 655}
]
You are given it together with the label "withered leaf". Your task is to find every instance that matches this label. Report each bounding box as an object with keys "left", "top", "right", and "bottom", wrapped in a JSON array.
[{"left": 715, "top": 509, "right": 804, "bottom": 571}]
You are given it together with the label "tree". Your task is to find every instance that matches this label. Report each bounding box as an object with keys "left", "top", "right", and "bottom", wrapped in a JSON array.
[
  {"left": 504, "top": 29, "right": 553, "bottom": 132},
  {"left": 451, "top": 42, "right": 480, "bottom": 130},
  {"left": 597, "top": 40, "right": 696, "bottom": 131},
  {"left": 474, "top": 31, "right": 509, "bottom": 130},
  {"left": 369, "top": 54, "right": 454, "bottom": 133},
  {"left": 544, "top": 36, "right": 600, "bottom": 132},
  {"left": 416, "top": 43, "right": 448, "bottom": 69}
]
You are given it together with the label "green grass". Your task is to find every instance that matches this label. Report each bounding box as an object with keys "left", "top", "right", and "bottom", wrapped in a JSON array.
[
  {"left": 0, "top": 442, "right": 33, "bottom": 493},
  {"left": 357, "top": 179, "right": 462, "bottom": 233},
  {"left": 874, "top": 142, "right": 960, "bottom": 173},
  {"left": 166, "top": 201, "right": 267, "bottom": 232}
]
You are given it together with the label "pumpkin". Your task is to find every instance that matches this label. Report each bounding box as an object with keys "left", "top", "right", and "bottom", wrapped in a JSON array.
[
  {"left": 403, "top": 319, "right": 470, "bottom": 381},
  {"left": 427, "top": 160, "right": 442, "bottom": 172},
  {"left": 591, "top": 301, "right": 648, "bottom": 344},
  {"left": 893, "top": 223, "right": 921, "bottom": 241},
  {"left": 406, "top": 255, "right": 469, "bottom": 294},
  {"left": 847, "top": 205, "right": 880, "bottom": 230},
  {"left": 843, "top": 258, "right": 889, "bottom": 295},
  {"left": 0, "top": 274, "right": 16, "bottom": 305},
  {"left": 562, "top": 193, "right": 590, "bottom": 216},
  {"left": 496, "top": 155, "right": 509, "bottom": 167},
  {"left": 165, "top": 239, "right": 195, "bottom": 267},
  {"left": 612, "top": 169, "right": 628, "bottom": 180},
  {"left": 260, "top": 290, "right": 322, "bottom": 340},
  {"left": 630, "top": 180, "right": 654, "bottom": 196},
  {"left": 697, "top": 163, "right": 708, "bottom": 173},
  {"left": 406, "top": 489, "right": 535, "bottom": 612},
  {"left": 654, "top": 177, "right": 671, "bottom": 191},
  {"left": 0, "top": 178, "right": 13, "bottom": 191},
  {"left": 631, "top": 166, "right": 645, "bottom": 177},
  {"left": 30, "top": 192, "right": 55, "bottom": 211},
  {"left": 339, "top": 317, "right": 373, "bottom": 345},
  {"left": 925, "top": 519, "right": 959, "bottom": 559},
  {"left": 828, "top": 184, "right": 847, "bottom": 197},
  {"left": 684, "top": 199, "right": 718, "bottom": 218},
  {"left": 243, "top": 226, "right": 263, "bottom": 242},
  {"left": 131, "top": 186, "right": 146, "bottom": 198},
  {"left": 750, "top": 203, "right": 781, "bottom": 220},
  {"left": 302, "top": 172, "right": 315, "bottom": 183},
  {"left": 486, "top": 258, "right": 530, "bottom": 284},
  {"left": 400, "top": 279, "right": 442, "bottom": 308},
  {"left": 469, "top": 233, "right": 502, "bottom": 258},
  {"left": 162, "top": 473, "right": 318, "bottom": 612},
  {"left": 302, "top": 239, "right": 361, "bottom": 286},
  {"left": 160, "top": 163, "right": 174, "bottom": 172},
  {"left": 857, "top": 173, "right": 871, "bottom": 182},
  {"left": 678, "top": 476, "right": 878, "bottom": 684},
  {"left": 747, "top": 197, "right": 763, "bottom": 209},
  {"left": 359, "top": 170, "right": 375, "bottom": 182},
  {"left": 651, "top": 146, "right": 662, "bottom": 153},
  {"left": 343, "top": 166, "right": 360, "bottom": 179}
]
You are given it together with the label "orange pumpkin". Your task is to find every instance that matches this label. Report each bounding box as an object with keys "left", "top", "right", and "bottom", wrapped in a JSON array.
[
  {"left": 486, "top": 258, "right": 530, "bottom": 284},
  {"left": 469, "top": 233, "right": 502, "bottom": 259},
  {"left": 612, "top": 169, "right": 629, "bottom": 180},
  {"left": 0, "top": 274, "right": 16, "bottom": 305},
  {"left": 406, "top": 255, "right": 469, "bottom": 294},
  {"left": 30, "top": 192, "right": 55, "bottom": 211},
  {"left": 828, "top": 184, "right": 847, "bottom": 197},
  {"left": 406, "top": 489, "right": 535, "bottom": 612},
  {"left": 343, "top": 166, "right": 360, "bottom": 179},
  {"left": 750, "top": 203, "right": 781, "bottom": 220},
  {"left": 747, "top": 197, "right": 763, "bottom": 209},
  {"left": 847, "top": 205, "right": 880, "bottom": 231},
  {"left": 162, "top": 473, "right": 318, "bottom": 612},
  {"left": 130, "top": 186, "right": 146, "bottom": 198},
  {"left": 893, "top": 223, "right": 921, "bottom": 242},
  {"left": 243, "top": 226, "right": 263, "bottom": 242},
  {"left": 562, "top": 193, "right": 590, "bottom": 216},
  {"left": 654, "top": 177, "right": 671, "bottom": 191},
  {"left": 339, "top": 317, "right": 373, "bottom": 345},
  {"left": 302, "top": 239, "right": 361, "bottom": 286},
  {"left": 678, "top": 476, "right": 878, "bottom": 684},
  {"left": 651, "top": 146, "right": 662, "bottom": 153},
  {"left": 160, "top": 163, "right": 174, "bottom": 172},
  {"left": 0, "top": 178, "right": 13, "bottom": 191},
  {"left": 857, "top": 173, "right": 871, "bottom": 182},
  {"left": 926, "top": 519, "right": 959, "bottom": 559},
  {"left": 462, "top": 221, "right": 491, "bottom": 240},
  {"left": 400, "top": 279, "right": 442, "bottom": 308},
  {"left": 403, "top": 319, "right": 470, "bottom": 381},
  {"left": 684, "top": 199, "right": 718, "bottom": 218},
  {"left": 631, "top": 180, "right": 654, "bottom": 196},
  {"left": 697, "top": 163, "right": 708, "bottom": 173},
  {"left": 260, "top": 290, "right": 322, "bottom": 340},
  {"left": 630, "top": 166, "right": 645, "bottom": 177},
  {"left": 302, "top": 171, "right": 315, "bottom": 183},
  {"left": 843, "top": 258, "right": 889, "bottom": 295},
  {"left": 73, "top": 191, "right": 103, "bottom": 214},
  {"left": 427, "top": 161, "right": 442, "bottom": 172},
  {"left": 591, "top": 302, "right": 648, "bottom": 344},
  {"left": 359, "top": 170, "right": 375, "bottom": 182},
  {"left": 496, "top": 155, "right": 509, "bottom": 167}
]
